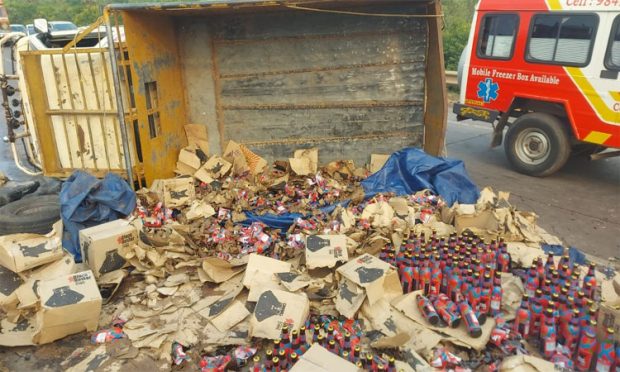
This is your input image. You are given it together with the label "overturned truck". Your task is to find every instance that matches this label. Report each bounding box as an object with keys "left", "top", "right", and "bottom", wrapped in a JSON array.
[{"left": 15, "top": 0, "right": 447, "bottom": 187}]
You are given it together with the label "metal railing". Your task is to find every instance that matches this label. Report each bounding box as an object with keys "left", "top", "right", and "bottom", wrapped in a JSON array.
[{"left": 446, "top": 70, "right": 457, "bottom": 87}]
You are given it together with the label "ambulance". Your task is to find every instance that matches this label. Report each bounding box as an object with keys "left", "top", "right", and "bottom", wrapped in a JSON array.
[{"left": 455, "top": 0, "right": 620, "bottom": 176}]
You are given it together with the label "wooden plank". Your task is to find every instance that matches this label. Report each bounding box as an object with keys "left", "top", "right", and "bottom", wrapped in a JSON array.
[
  {"left": 222, "top": 106, "right": 424, "bottom": 143},
  {"left": 220, "top": 63, "right": 426, "bottom": 105},
  {"left": 216, "top": 32, "right": 426, "bottom": 77},
  {"left": 209, "top": 5, "right": 426, "bottom": 41}
]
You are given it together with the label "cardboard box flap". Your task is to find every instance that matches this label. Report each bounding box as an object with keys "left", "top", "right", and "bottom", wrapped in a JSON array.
[
  {"left": 337, "top": 254, "right": 402, "bottom": 305},
  {"left": 249, "top": 289, "right": 309, "bottom": 339},
  {"left": 0, "top": 318, "right": 36, "bottom": 346},
  {"left": 290, "top": 344, "right": 358, "bottom": 372},
  {"left": 242, "top": 254, "right": 291, "bottom": 289},
  {"left": 305, "top": 235, "right": 348, "bottom": 269},
  {"left": 0, "top": 221, "right": 63, "bottom": 273},
  {"left": 0, "top": 264, "right": 23, "bottom": 301}
]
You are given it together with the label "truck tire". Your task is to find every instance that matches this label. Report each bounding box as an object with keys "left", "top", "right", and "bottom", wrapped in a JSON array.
[
  {"left": 504, "top": 113, "right": 571, "bottom": 177},
  {"left": 0, "top": 194, "right": 60, "bottom": 235}
]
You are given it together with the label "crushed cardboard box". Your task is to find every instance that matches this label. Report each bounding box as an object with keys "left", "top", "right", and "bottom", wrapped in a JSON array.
[
  {"left": 305, "top": 235, "right": 348, "bottom": 269},
  {"left": 289, "top": 344, "right": 358, "bottom": 372},
  {"left": 0, "top": 221, "right": 64, "bottom": 273},
  {"left": 249, "top": 289, "right": 309, "bottom": 339},
  {"left": 79, "top": 219, "right": 136, "bottom": 278},
  {"left": 337, "top": 253, "right": 402, "bottom": 306}
]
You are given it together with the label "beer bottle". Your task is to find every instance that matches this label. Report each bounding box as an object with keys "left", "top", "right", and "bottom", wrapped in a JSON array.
[
  {"left": 513, "top": 294, "right": 531, "bottom": 338},
  {"left": 594, "top": 328, "right": 615, "bottom": 372},
  {"left": 540, "top": 308, "right": 557, "bottom": 359},
  {"left": 575, "top": 319, "right": 598, "bottom": 371}
]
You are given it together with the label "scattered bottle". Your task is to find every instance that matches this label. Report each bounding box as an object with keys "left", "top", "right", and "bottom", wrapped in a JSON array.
[
  {"left": 514, "top": 294, "right": 531, "bottom": 338},
  {"left": 540, "top": 308, "right": 557, "bottom": 359},
  {"left": 594, "top": 328, "right": 615, "bottom": 372},
  {"left": 416, "top": 294, "right": 440, "bottom": 325},
  {"left": 458, "top": 300, "right": 482, "bottom": 338},
  {"left": 575, "top": 320, "right": 598, "bottom": 372}
]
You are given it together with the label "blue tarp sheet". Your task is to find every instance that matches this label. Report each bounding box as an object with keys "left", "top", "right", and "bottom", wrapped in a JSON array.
[
  {"left": 245, "top": 148, "right": 479, "bottom": 230},
  {"left": 60, "top": 171, "right": 136, "bottom": 261},
  {"left": 361, "top": 148, "right": 479, "bottom": 206}
]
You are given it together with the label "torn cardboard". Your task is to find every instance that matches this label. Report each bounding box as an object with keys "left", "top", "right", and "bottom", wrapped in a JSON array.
[
  {"left": 79, "top": 219, "right": 136, "bottom": 278},
  {"left": 500, "top": 355, "right": 555, "bottom": 372},
  {"left": 202, "top": 257, "right": 244, "bottom": 283},
  {"left": 151, "top": 177, "right": 195, "bottom": 208},
  {"left": 337, "top": 253, "right": 402, "bottom": 306},
  {"left": 290, "top": 344, "right": 358, "bottom": 372},
  {"left": 249, "top": 289, "right": 309, "bottom": 339},
  {"left": 242, "top": 254, "right": 291, "bottom": 289},
  {"left": 184, "top": 124, "right": 209, "bottom": 154},
  {"left": 305, "top": 235, "right": 348, "bottom": 269},
  {"left": 0, "top": 221, "right": 63, "bottom": 273},
  {"left": 290, "top": 148, "right": 318, "bottom": 176},
  {"left": 369, "top": 154, "right": 389, "bottom": 174},
  {"left": 210, "top": 300, "right": 250, "bottom": 332},
  {"left": 335, "top": 277, "right": 366, "bottom": 319},
  {"left": 0, "top": 264, "right": 22, "bottom": 302}
]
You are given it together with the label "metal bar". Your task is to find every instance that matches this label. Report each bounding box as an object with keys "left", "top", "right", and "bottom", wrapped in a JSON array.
[
  {"left": 21, "top": 47, "right": 109, "bottom": 56},
  {"left": 62, "top": 16, "right": 105, "bottom": 53},
  {"left": 220, "top": 59, "right": 425, "bottom": 79},
  {"left": 106, "top": 10, "right": 134, "bottom": 186},
  {"left": 71, "top": 50, "right": 99, "bottom": 170},
  {"left": 86, "top": 52, "right": 112, "bottom": 169},
  {"left": 222, "top": 100, "right": 423, "bottom": 110},
  {"left": 46, "top": 109, "right": 121, "bottom": 115},
  {"left": 213, "top": 29, "right": 416, "bottom": 46},
  {"left": 244, "top": 131, "right": 414, "bottom": 146},
  {"left": 48, "top": 55, "right": 75, "bottom": 169},
  {"left": 60, "top": 53, "right": 87, "bottom": 168},
  {"left": 100, "top": 48, "right": 124, "bottom": 170}
]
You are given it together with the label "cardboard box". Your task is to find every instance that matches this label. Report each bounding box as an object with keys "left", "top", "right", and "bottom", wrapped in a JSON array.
[
  {"left": 0, "top": 221, "right": 64, "bottom": 273},
  {"left": 33, "top": 270, "right": 102, "bottom": 344},
  {"left": 249, "top": 289, "right": 309, "bottom": 339},
  {"left": 305, "top": 235, "right": 348, "bottom": 269},
  {"left": 0, "top": 264, "right": 22, "bottom": 303},
  {"left": 151, "top": 177, "right": 195, "bottom": 208},
  {"left": 290, "top": 344, "right": 359, "bottom": 372},
  {"left": 336, "top": 253, "right": 402, "bottom": 306},
  {"left": 79, "top": 220, "right": 136, "bottom": 278}
]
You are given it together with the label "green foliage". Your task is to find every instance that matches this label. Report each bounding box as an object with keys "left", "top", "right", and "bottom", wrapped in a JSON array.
[
  {"left": 6, "top": 0, "right": 475, "bottom": 70},
  {"left": 442, "top": 0, "right": 477, "bottom": 70}
]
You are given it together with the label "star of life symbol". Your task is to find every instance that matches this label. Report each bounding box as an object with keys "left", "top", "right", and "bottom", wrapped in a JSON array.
[{"left": 477, "top": 77, "right": 499, "bottom": 103}]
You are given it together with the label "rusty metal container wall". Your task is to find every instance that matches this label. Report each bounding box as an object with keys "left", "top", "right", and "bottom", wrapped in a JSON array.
[
  {"left": 111, "top": 0, "right": 444, "bottom": 184},
  {"left": 178, "top": 4, "right": 427, "bottom": 165}
]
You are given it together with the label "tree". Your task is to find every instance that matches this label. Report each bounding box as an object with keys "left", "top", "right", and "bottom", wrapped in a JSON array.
[{"left": 441, "top": 0, "right": 477, "bottom": 70}]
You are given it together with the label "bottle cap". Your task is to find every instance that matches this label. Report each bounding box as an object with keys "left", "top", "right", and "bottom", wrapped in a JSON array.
[
  {"left": 253, "top": 355, "right": 261, "bottom": 363},
  {"left": 608, "top": 328, "right": 615, "bottom": 334},
  {"left": 590, "top": 319, "right": 597, "bottom": 327},
  {"left": 278, "top": 349, "right": 285, "bottom": 357},
  {"left": 272, "top": 357, "right": 279, "bottom": 364}
]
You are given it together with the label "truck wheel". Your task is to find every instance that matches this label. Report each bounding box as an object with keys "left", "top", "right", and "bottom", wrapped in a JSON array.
[
  {"left": 504, "top": 113, "right": 571, "bottom": 177},
  {"left": 0, "top": 194, "right": 60, "bottom": 235}
]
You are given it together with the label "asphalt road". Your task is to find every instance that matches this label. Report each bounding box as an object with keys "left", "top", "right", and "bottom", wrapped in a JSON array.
[
  {"left": 446, "top": 112, "right": 620, "bottom": 260},
  {"left": 0, "top": 109, "right": 618, "bottom": 259}
]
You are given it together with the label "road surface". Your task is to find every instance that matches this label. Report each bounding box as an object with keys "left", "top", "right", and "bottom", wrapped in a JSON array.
[{"left": 446, "top": 112, "right": 620, "bottom": 260}]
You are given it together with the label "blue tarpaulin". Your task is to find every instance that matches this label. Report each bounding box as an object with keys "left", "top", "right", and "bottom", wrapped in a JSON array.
[
  {"left": 361, "top": 148, "right": 479, "bottom": 206},
  {"left": 60, "top": 171, "right": 136, "bottom": 261},
  {"left": 245, "top": 148, "right": 479, "bottom": 230}
]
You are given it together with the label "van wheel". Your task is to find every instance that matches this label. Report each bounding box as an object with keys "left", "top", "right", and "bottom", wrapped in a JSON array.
[{"left": 504, "top": 113, "right": 571, "bottom": 177}]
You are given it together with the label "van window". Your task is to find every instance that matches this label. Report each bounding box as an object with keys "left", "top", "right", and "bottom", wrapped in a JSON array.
[
  {"left": 477, "top": 14, "right": 519, "bottom": 59},
  {"left": 527, "top": 14, "right": 598, "bottom": 66},
  {"left": 606, "top": 16, "right": 620, "bottom": 70}
]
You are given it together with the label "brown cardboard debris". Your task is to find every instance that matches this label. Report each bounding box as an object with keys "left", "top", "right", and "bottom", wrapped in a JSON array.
[
  {"left": 185, "top": 201, "right": 216, "bottom": 220},
  {"left": 79, "top": 219, "right": 136, "bottom": 278},
  {"left": 199, "top": 155, "right": 232, "bottom": 179},
  {"left": 370, "top": 332, "right": 410, "bottom": 348},
  {"left": 0, "top": 264, "right": 22, "bottom": 303},
  {"left": 369, "top": 154, "right": 389, "bottom": 173},
  {"left": 210, "top": 300, "right": 250, "bottom": 332},
  {"left": 25, "top": 253, "right": 76, "bottom": 281},
  {"left": 249, "top": 289, "right": 309, "bottom": 339},
  {"left": 223, "top": 140, "right": 266, "bottom": 176},
  {"left": 276, "top": 271, "right": 312, "bottom": 292},
  {"left": 247, "top": 270, "right": 286, "bottom": 302},
  {"left": 33, "top": 270, "right": 102, "bottom": 344},
  {"left": 361, "top": 201, "right": 394, "bottom": 228},
  {"left": 0, "top": 221, "right": 63, "bottom": 273},
  {"left": 391, "top": 291, "right": 496, "bottom": 351},
  {"left": 454, "top": 209, "right": 500, "bottom": 238},
  {"left": 289, "top": 344, "right": 358, "bottom": 372},
  {"left": 335, "top": 278, "right": 366, "bottom": 319},
  {"left": 178, "top": 146, "right": 202, "bottom": 171},
  {"left": 506, "top": 242, "right": 545, "bottom": 267},
  {"left": 337, "top": 253, "right": 402, "bottom": 306},
  {"left": 305, "top": 235, "right": 348, "bottom": 269},
  {"left": 97, "top": 269, "right": 128, "bottom": 303},
  {"left": 500, "top": 355, "right": 555, "bottom": 372},
  {"left": 151, "top": 177, "right": 195, "bottom": 208},
  {"left": 501, "top": 272, "right": 524, "bottom": 321},
  {"left": 242, "top": 254, "right": 291, "bottom": 289},
  {"left": 184, "top": 124, "right": 209, "bottom": 154},
  {"left": 201, "top": 257, "right": 244, "bottom": 283},
  {"left": 290, "top": 148, "right": 318, "bottom": 176},
  {"left": 0, "top": 318, "right": 36, "bottom": 346}
]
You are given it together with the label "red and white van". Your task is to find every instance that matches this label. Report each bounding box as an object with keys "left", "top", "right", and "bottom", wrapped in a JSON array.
[{"left": 455, "top": 0, "right": 620, "bottom": 176}]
